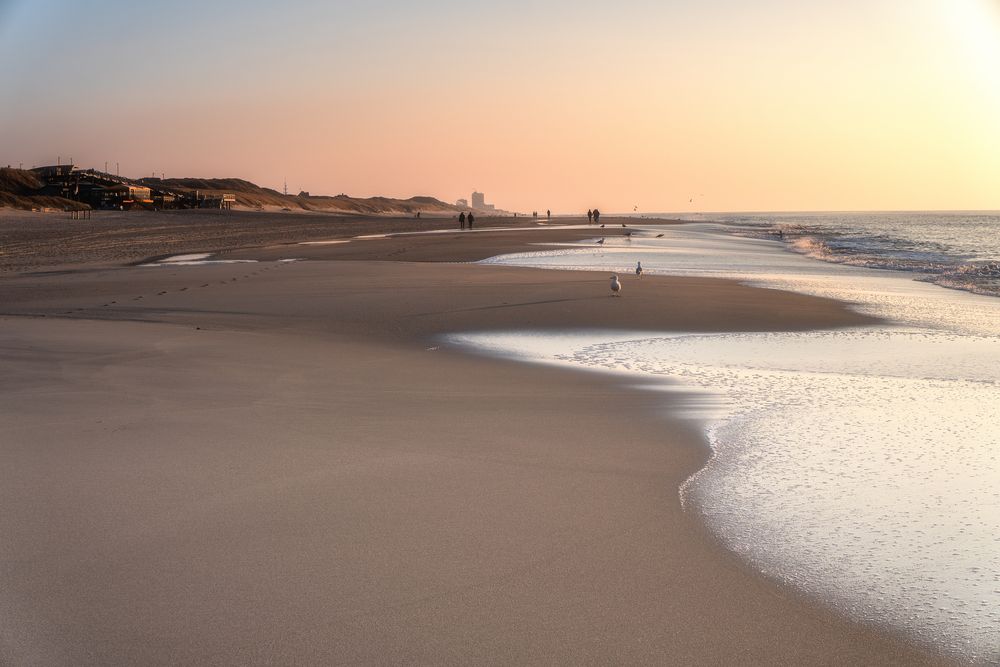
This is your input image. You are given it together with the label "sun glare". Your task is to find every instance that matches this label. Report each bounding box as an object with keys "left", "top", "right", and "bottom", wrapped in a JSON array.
[{"left": 943, "top": 0, "right": 1000, "bottom": 99}]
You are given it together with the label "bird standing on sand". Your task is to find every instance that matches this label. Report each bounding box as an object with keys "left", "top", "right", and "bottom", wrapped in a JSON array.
[
  {"left": 596, "top": 237, "right": 605, "bottom": 245},
  {"left": 635, "top": 261, "right": 643, "bottom": 279},
  {"left": 621, "top": 223, "right": 627, "bottom": 228},
  {"left": 610, "top": 274, "right": 622, "bottom": 296},
  {"left": 655, "top": 233, "right": 664, "bottom": 238}
]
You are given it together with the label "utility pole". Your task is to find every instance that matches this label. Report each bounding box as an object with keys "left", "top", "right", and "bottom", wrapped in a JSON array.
[
  {"left": 283, "top": 178, "right": 288, "bottom": 196},
  {"left": 116, "top": 162, "right": 119, "bottom": 176},
  {"left": 104, "top": 161, "right": 108, "bottom": 173}
]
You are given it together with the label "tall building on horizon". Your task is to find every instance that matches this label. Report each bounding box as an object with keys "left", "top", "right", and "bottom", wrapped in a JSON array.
[{"left": 471, "top": 191, "right": 486, "bottom": 209}]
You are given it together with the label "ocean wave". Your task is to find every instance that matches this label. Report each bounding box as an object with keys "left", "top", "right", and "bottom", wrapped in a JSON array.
[
  {"left": 725, "top": 220, "right": 1000, "bottom": 298},
  {"left": 786, "top": 234, "right": 953, "bottom": 273},
  {"left": 925, "top": 261, "right": 1000, "bottom": 297}
]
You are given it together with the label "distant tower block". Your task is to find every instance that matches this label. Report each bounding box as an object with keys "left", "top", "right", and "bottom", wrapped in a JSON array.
[{"left": 471, "top": 191, "right": 486, "bottom": 209}]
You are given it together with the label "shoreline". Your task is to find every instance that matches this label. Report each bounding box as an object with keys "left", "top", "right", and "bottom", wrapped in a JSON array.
[
  {"left": 452, "top": 225, "right": 1000, "bottom": 663},
  {"left": 0, "top": 225, "right": 944, "bottom": 664}
]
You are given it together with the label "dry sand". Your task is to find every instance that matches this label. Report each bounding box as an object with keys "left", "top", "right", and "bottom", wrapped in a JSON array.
[
  {"left": 0, "top": 221, "right": 946, "bottom": 664},
  {"left": 0, "top": 209, "right": 578, "bottom": 274}
]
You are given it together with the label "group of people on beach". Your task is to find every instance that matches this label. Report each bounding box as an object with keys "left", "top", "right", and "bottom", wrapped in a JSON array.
[
  {"left": 458, "top": 212, "right": 475, "bottom": 229},
  {"left": 587, "top": 209, "right": 601, "bottom": 224}
]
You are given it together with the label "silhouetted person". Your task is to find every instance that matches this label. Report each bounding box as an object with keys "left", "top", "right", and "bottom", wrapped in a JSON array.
[
  {"left": 587, "top": 209, "right": 593, "bottom": 224},
  {"left": 546, "top": 209, "right": 550, "bottom": 220},
  {"left": 459, "top": 211, "right": 466, "bottom": 229},
  {"left": 593, "top": 208, "right": 601, "bottom": 225},
  {"left": 467, "top": 212, "right": 475, "bottom": 229}
]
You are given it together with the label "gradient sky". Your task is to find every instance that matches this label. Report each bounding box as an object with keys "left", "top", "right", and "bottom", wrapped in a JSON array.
[{"left": 2, "top": 0, "right": 998, "bottom": 213}]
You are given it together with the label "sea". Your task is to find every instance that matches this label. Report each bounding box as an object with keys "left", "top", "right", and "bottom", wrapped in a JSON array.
[
  {"left": 675, "top": 210, "right": 1000, "bottom": 298},
  {"left": 448, "top": 212, "right": 1000, "bottom": 663}
]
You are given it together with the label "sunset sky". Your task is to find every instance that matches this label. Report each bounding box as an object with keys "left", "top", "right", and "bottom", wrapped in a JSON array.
[{"left": 2, "top": 0, "right": 998, "bottom": 213}]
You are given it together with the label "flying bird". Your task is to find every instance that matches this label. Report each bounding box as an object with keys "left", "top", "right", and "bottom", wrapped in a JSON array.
[
  {"left": 610, "top": 274, "right": 622, "bottom": 296},
  {"left": 635, "top": 261, "right": 643, "bottom": 279}
]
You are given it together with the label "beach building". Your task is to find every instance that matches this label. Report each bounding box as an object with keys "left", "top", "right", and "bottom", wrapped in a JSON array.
[
  {"left": 30, "top": 164, "right": 235, "bottom": 210},
  {"left": 195, "top": 191, "right": 236, "bottom": 209},
  {"left": 470, "top": 191, "right": 496, "bottom": 211},
  {"left": 456, "top": 198, "right": 469, "bottom": 208}
]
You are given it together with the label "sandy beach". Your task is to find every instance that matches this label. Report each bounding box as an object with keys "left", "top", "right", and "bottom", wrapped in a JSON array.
[{"left": 0, "top": 216, "right": 945, "bottom": 664}]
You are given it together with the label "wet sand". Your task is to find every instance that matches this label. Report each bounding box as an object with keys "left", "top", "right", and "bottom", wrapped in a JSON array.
[{"left": 0, "top": 222, "right": 945, "bottom": 664}]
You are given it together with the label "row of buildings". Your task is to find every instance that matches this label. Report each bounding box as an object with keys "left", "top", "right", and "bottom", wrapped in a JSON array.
[
  {"left": 455, "top": 191, "right": 496, "bottom": 212},
  {"left": 33, "top": 165, "right": 235, "bottom": 210}
]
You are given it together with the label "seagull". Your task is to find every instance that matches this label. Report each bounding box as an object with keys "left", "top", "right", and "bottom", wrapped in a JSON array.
[
  {"left": 596, "top": 237, "right": 605, "bottom": 245},
  {"left": 656, "top": 233, "right": 664, "bottom": 238},
  {"left": 610, "top": 274, "right": 622, "bottom": 296},
  {"left": 635, "top": 261, "right": 643, "bottom": 279},
  {"left": 621, "top": 223, "right": 627, "bottom": 228},
  {"left": 600, "top": 223, "right": 605, "bottom": 228}
]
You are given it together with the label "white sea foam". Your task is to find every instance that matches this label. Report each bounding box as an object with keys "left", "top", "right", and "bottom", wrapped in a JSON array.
[{"left": 453, "top": 223, "right": 1000, "bottom": 662}]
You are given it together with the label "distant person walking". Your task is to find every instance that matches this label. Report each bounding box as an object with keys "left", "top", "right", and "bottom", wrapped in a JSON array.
[
  {"left": 593, "top": 208, "right": 601, "bottom": 225},
  {"left": 459, "top": 211, "right": 466, "bottom": 229},
  {"left": 467, "top": 212, "right": 475, "bottom": 229},
  {"left": 546, "top": 209, "right": 550, "bottom": 220},
  {"left": 587, "top": 209, "right": 593, "bottom": 224}
]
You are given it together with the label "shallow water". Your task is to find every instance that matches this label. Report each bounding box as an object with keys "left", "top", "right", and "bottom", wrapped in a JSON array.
[
  {"left": 454, "top": 223, "right": 1000, "bottom": 662},
  {"left": 668, "top": 211, "right": 1000, "bottom": 298}
]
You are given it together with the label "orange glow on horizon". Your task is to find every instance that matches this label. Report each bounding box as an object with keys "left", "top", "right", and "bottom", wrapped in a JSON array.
[{"left": 1, "top": 1, "right": 998, "bottom": 213}]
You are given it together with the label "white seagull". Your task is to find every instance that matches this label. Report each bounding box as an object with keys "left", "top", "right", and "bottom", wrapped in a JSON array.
[
  {"left": 635, "top": 261, "right": 643, "bottom": 279},
  {"left": 610, "top": 274, "right": 622, "bottom": 296}
]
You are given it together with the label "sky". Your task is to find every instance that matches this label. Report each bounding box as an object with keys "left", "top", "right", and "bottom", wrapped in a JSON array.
[{"left": 1, "top": 0, "right": 999, "bottom": 213}]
